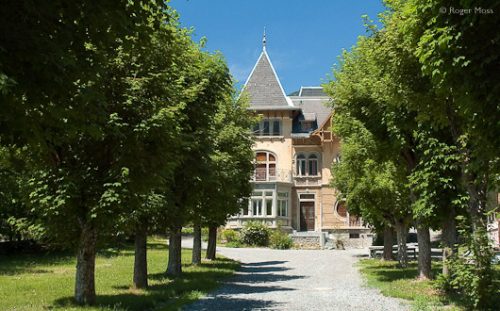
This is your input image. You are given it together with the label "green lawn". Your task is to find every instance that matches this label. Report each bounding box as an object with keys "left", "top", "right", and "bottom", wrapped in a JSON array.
[
  {"left": 0, "top": 238, "right": 238, "bottom": 311},
  {"left": 358, "top": 259, "right": 462, "bottom": 311},
  {"left": 359, "top": 259, "right": 500, "bottom": 311}
]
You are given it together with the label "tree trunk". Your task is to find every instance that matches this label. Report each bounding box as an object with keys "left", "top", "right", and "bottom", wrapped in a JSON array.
[
  {"left": 206, "top": 226, "right": 217, "bottom": 260},
  {"left": 133, "top": 225, "right": 148, "bottom": 288},
  {"left": 192, "top": 224, "right": 202, "bottom": 265},
  {"left": 75, "top": 223, "right": 97, "bottom": 305},
  {"left": 166, "top": 226, "right": 182, "bottom": 276},
  {"left": 416, "top": 220, "right": 432, "bottom": 279},
  {"left": 395, "top": 220, "right": 408, "bottom": 268},
  {"left": 382, "top": 224, "right": 394, "bottom": 261},
  {"left": 441, "top": 207, "right": 457, "bottom": 276}
]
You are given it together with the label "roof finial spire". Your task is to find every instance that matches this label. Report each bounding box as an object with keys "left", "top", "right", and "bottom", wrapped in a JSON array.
[{"left": 262, "top": 27, "right": 267, "bottom": 50}]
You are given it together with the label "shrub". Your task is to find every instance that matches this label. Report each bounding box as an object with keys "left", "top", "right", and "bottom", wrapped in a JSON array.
[
  {"left": 436, "top": 223, "right": 497, "bottom": 309},
  {"left": 270, "top": 229, "right": 293, "bottom": 249},
  {"left": 221, "top": 229, "right": 239, "bottom": 243},
  {"left": 225, "top": 240, "right": 243, "bottom": 248},
  {"left": 241, "top": 221, "right": 270, "bottom": 246}
]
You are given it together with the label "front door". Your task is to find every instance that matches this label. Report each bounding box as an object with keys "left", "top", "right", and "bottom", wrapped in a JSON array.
[{"left": 300, "top": 201, "right": 315, "bottom": 231}]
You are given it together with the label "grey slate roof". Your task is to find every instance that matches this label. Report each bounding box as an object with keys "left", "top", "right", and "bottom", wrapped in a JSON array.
[
  {"left": 302, "top": 112, "right": 317, "bottom": 122},
  {"left": 299, "top": 87, "right": 328, "bottom": 97},
  {"left": 291, "top": 94, "right": 332, "bottom": 130},
  {"left": 243, "top": 50, "right": 292, "bottom": 108}
]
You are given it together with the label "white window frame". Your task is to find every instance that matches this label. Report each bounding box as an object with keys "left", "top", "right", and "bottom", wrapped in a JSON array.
[
  {"left": 308, "top": 154, "right": 319, "bottom": 176},
  {"left": 295, "top": 153, "right": 321, "bottom": 177},
  {"left": 277, "top": 192, "right": 289, "bottom": 217},
  {"left": 243, "top": 190, "right": 275, "bottom": 217},
  {"left": 296, "top": 154, "right": 307, "bottom": 176}
]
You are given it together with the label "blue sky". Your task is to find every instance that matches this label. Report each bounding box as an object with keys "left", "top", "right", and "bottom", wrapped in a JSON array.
[{"left": 170, "top": 0, "right": 386, "bottom": 94}]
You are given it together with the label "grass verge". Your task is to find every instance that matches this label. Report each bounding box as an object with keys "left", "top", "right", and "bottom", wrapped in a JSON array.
[
  {"left": 0, "top": 238, "right": 238, "bottom": 311},
  {"left": 358, "top": 259, "right": 462, "bottom": 310}
]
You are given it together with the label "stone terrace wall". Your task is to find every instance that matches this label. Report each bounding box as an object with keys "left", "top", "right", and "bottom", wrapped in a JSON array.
[{"left": 291, "top": 236, "right": 320, "bottom": 249}]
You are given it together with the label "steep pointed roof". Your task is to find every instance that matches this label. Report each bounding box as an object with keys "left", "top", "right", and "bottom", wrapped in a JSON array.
[{"left": 242, "top": 47, "right": 294, "bottom": 110}]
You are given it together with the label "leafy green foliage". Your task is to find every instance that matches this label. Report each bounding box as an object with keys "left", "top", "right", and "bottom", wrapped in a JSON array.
[
  {"left": 0, "top": 147, "right": 42, "bottom": 241},
  {"left": 269, "top": 229, "right": 293, "bottom": 250},
  {"left": 436, "top": 217, "right": 497, "bottom": 309},
  {"left": 241, "top": 221, "right": 270, "bottom": 247},
  {"left": 325, "top": 30, "right": 415, "bottom": 237},
  {"left": 0, "top": 0, "right": 255, "bottom": 302},
  {"left": 221, "top": 229, "right": 240, "bottom": 243},
  {"left": 329, "top": 0, "right": 498, "bottom": 306},
  {"left": 197, "top": 91, "right": 256, "bottom": 229}
]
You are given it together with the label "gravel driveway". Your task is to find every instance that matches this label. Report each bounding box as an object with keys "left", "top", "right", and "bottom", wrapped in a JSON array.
[{"left": 183, "top": 246, "right": 408, "bottom": 311}]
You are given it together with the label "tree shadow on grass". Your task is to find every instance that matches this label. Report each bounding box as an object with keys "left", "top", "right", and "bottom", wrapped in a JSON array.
[
  {"left": 361, "top": 261, "right": 445, "bottom": 282},
  {"left": 0, "top": 251, "right": 74, "bottom": 275},
  {"left": 53, "top": 258, "right": 240, "bottom": 311},
  {"left": 51, "top": 252, "right": 303, "bottom": 310},
  {"left": 369, "top": 266, "right": 419, "bottom": 282}
]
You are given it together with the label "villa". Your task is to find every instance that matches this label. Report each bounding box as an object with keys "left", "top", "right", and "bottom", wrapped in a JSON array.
[{"left": 226, "top": 37, "right": 372, "bottom": 248}]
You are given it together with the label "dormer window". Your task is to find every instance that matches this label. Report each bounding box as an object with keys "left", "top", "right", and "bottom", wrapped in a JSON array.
[
  {"left": 253, "top": 119, "right": 282, "bottom": 136},
  {"left": 301, "top": 121, "right": 313, "bottom": 132}
]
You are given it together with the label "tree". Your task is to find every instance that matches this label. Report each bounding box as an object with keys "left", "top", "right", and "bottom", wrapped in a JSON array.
[
  {"left": 327, "top": 5, "right": 465, "bottom": 277},
  {"left": 398, "top": 0, "right": 500, "bottom": 305},
  {"left": 0, "top": 146, "right": 43, "bottom": 242},
  {"left": 327, "top": 105, "right": 413, "bottom": 266},
  {"left": 164, "top": 49, "right": 234, "bottom": 276},
  {"left": 1, "top": 0, "right": 196, "bottom": 304},
  {"left": 196, "top": 93, "right": 255, "bottom": 261},
  {"left": 106, "top": 9, "right": 195, "bottom": 288}
]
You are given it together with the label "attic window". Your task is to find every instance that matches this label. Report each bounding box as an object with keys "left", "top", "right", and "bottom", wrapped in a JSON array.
[
  {"left": 253, "top": 119, "right": 282, "bottom": 136},
  {"left": 301, "top": 121, "right": 313, "bottom": 132},
  {"left": 272, "top": 120, "right": 281, "bottom": 135}
]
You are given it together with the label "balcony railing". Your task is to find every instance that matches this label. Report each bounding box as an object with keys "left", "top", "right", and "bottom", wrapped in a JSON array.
[{"left": 251, "top": 169, "right": 292, "bottom": 183}]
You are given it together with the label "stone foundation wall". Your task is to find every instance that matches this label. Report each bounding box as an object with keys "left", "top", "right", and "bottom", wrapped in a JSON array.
[
  {"left": 326, "top": 231, "right": 373, "bottom": 249},
  {"left": 291, "top": 236, "right": 320, "bottom": 249}
]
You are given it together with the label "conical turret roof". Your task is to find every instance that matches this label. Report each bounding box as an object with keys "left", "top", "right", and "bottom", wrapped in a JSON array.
[{"left": 242, "top": 47, "right": 294, "bottom": 110}]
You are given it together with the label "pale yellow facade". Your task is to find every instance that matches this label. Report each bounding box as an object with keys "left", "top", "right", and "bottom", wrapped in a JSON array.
[{"left": 227, "top": 46, "right": 372, "bottom": 246}]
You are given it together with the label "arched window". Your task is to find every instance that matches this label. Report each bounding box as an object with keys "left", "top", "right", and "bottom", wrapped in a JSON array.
[
  {"left": 308, "top": 154, "right": 318, "bottom": 176},
  {"left": 296, "top": 154, "right": 306, "bottom": 176},
  {"left": 255, "top": 151, "right": 276, "bottom": 181}
]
